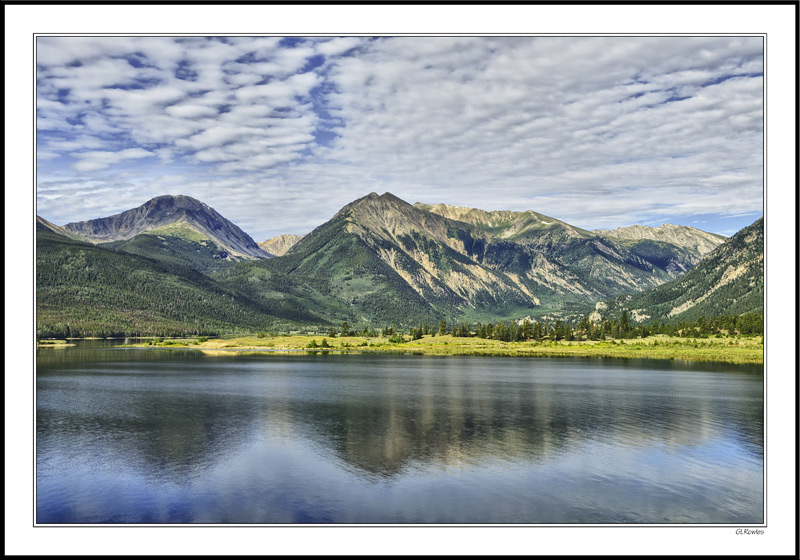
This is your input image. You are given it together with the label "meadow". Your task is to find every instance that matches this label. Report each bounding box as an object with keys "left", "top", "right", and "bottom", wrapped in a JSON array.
[{"left": 124, "top": 333, "right": 764, "bottom": 365}]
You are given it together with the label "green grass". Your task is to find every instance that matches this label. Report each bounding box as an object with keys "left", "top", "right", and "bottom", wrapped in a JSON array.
[
  {"left": 37, "top": 339, "right": 75, "bottom": 347},
  {"left": 148, "top": 222, "right": 209, "bottom": 243},
  {"left": 121, "top": 334, "right": 763, "bottom": 365}
]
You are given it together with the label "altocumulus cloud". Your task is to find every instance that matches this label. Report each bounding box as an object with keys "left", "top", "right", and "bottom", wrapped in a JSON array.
[{"left": 36, "top": 36, "right": 763, "bottom": 240}]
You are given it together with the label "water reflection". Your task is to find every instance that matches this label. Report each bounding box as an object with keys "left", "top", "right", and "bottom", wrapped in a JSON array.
[{"left": 36, "top": 351, "right": 764, "bottom": 523}]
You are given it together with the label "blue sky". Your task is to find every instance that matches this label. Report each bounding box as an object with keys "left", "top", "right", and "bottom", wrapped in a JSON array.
[{"left": 36, "top": 36, "right": 764, "bottom": 240}]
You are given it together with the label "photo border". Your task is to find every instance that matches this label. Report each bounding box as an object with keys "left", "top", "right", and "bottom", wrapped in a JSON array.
[{"left": 7, "top": 3, "right": 797, "bottom": 557}]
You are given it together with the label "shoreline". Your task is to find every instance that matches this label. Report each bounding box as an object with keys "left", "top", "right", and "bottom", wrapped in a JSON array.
[{"left": 116, "top": 334, "right": 764, "bottom": 365}]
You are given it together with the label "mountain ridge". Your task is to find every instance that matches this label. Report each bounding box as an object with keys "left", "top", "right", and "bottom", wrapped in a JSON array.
[
  {"left": 37, "top": 191, "right": 760, "bottom": 335},
  {"left": 599, "top": 217, "right": 763, "bottom": 323},
  {"left": 592, "top": 223, "right": 726, "bottom": 255}
]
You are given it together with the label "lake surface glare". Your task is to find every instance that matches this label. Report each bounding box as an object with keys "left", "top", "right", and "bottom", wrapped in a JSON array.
[{"left": 36, "top": 345, "right": 764, "bottom": 524}]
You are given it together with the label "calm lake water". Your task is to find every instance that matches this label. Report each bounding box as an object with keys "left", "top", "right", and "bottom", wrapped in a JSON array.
[{"left": 36, "top": 342, "right": 764, "bottom": 524}]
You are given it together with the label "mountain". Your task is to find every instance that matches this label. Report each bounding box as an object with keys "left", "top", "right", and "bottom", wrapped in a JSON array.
[
  {"left": 216, "top": 192, "right": 518, "bottom": 326},
  {"left": 259, "top": 234, "right": 304, "bottom": 257},
  {"left": 61, "top": 195, "right": 272, "bottom": 260},
  {"left": 414, "top": 202, "right": 709, "bottom": 301},
  {"left": 600, "top": 217, "right": 763, "bottom": 323},
  {"left": 36, "top": 220, "right": 318, "bottom": 338},
  {"left": 218, "top": 193, "right": 716, "bottom": 326},
  {"left": 592, "top": 223, "right": 726, "bottom": 256},
  {"left": 38, "top": 191, "right": 744, "bottom": 335}
]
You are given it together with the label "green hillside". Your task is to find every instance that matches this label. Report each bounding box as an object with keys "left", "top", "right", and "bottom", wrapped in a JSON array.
[
  {"left": 603, "top": 217, "right": 763, "bottom": 324},
  {"left": 36, "top": 223, "right": 314, "bottom": 338},
  {"left": 101, "top": 226, "right": 239, "bottom": 274},
  {"left": 213, "top": 211, "right": 445, "bottom": 327}
]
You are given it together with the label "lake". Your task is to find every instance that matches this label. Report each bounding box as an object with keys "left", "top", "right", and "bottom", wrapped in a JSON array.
[{"left": 36, "top": 342, "right": 764, "bottom": 524}]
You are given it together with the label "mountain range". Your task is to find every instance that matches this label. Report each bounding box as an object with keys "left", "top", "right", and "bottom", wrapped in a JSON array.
[
  {"left": 600, "top": 217, "right": 764, "bottom": 324},
  {"left": 36, "top": 192, "right": 762, "bottom": 337}
]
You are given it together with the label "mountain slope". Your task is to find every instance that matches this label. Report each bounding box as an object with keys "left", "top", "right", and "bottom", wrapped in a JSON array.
[
  {"left": 100, "top": 223, "right": 245, "bottom": 274},
  {"left": 61, "top": 195, "right": 272, "bottom": 260},
  {"left": 415, "top": 202, "right": 708, "bottom": 303},
  {"left": 37, "top": 215, "right": 83, "bottom": 240},
  {"left": 36, "top": 221, "right": 317, "bottom": 338},
  {"left": 602, "top": 217, "right": 763, "bottom": 323}
]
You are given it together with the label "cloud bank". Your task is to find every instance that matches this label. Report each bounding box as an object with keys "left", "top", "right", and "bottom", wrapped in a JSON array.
[{"left": 36, "top": 36, "right": 763, "bottom": 239}]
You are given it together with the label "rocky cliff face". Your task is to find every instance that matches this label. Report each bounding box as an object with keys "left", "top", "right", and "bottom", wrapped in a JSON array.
[{"left": 61, "top": 195, "right": 271, "bottom": 259}]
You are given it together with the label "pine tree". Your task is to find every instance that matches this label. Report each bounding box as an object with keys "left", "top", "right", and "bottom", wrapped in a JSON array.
[{"left": 521, "top": 319, "right": 532, "bottom": 340}]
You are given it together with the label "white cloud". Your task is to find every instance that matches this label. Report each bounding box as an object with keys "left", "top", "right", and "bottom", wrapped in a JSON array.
[
  {"left": 165, "top": 103, "right": 220, "bottom": 119},
  {"left": 315, "top": 37, "right": 363, "bottom": 57},
  {"left": 72, "top": 148, "right": 155, "bottom": 171},
  {"left": 36, "top": 36, "right": 764, "bottom": 239}
]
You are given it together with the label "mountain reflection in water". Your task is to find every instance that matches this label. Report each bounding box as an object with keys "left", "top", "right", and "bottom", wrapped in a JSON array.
[{"left": 36, "top": 348, "right": 763, "bottom": 524}]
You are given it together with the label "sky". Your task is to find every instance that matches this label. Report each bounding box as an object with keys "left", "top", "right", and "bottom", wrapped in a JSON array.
[{"left": 35, "top": 35, "right": 764, "bottom": 240}]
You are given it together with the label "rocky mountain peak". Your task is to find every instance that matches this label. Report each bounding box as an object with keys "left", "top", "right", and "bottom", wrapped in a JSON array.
[
  {"left": 61, "top": 195, "right": 270, "bottom": 259},
  {"left": 259, "top": 233, "right": 305, "bottom": 257}
]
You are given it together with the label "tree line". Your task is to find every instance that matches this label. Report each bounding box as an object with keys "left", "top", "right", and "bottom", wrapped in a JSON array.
[{"left": 428, "top": 312, "right": 761, "bottom": 342}]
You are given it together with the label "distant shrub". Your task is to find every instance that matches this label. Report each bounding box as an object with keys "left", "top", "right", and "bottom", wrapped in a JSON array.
[{"left": 198, "top": 337, "right": 208, "bottom": 343}]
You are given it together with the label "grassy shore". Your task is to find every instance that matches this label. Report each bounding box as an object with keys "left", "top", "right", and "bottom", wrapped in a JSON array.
[
  {"left": 122, "top": 333, "right": 763, "bottom": 365},
  {"left": 36, "top": 339, "right": 76, "bottom": 348}
]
